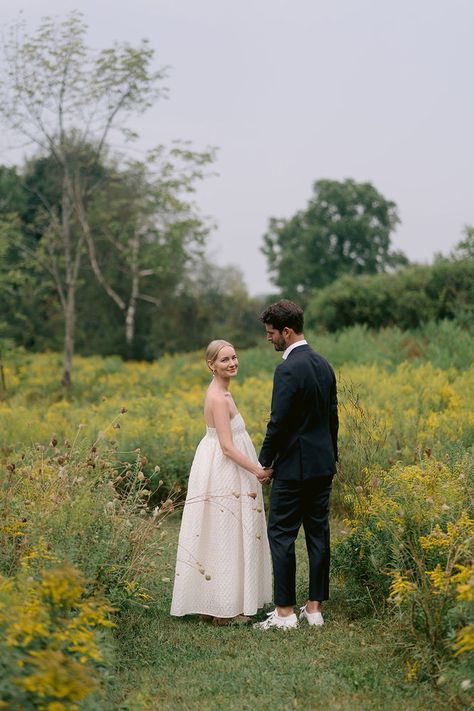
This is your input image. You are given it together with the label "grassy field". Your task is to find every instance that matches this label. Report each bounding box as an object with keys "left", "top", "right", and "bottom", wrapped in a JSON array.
[
  {"left": 0, "top": 324, "right": 472, "bottom": 710},
  {"left": 110, "top": 518, "right": 456, "bottom": 711}
]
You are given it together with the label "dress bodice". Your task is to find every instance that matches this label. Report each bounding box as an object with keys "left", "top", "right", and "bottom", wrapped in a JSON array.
[{"left": 205, "top": 412, "right": 245, "bottom": 438}]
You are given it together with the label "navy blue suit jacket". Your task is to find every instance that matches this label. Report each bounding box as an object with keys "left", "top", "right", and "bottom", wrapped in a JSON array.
[{"left": 258, "top": 344, "right": 338, "bottom": 480}]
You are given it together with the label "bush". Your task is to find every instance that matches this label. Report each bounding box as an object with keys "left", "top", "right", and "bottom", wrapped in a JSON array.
[
  {"left": 333, "top": 452, "right": 474, "bottom": 680},
  {"left": 0, "top": 563, "right": 115, "bottom": 710},
  {"left": 0, "top": 420, "right": 171, "bottom": 708},
  {"left": 307, "top": 259, "right": 474, "bottom": 332}
]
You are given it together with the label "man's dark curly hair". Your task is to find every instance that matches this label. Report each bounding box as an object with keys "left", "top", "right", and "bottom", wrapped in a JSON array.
[{"left": 260, "top": 299, "right": 304, "bottom": 334}]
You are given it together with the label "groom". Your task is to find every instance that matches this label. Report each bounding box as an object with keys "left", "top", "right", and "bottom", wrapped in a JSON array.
[{"left": 255, "top": 299, "right": 339, "bottom": 630}]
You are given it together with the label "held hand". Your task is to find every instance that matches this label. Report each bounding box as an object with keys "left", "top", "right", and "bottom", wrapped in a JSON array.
[{"left": 256, "top": 467, "right": 273, "bottom": 485}]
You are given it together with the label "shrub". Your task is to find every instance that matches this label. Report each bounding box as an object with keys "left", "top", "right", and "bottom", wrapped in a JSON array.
[
  {"left": 0, "top": 562, "right": 114, "bottom": 710},
  {"left": 333, "top": 452, "right": 473, "bottom": 679},
  {"left": 0, "top": 417, "right": 170, "bottom": 708},
  {"left": 307, "top": 259, "right": 474, "bottom": 332}
]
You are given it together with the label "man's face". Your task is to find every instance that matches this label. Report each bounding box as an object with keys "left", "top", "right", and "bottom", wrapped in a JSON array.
[{"left": 265, "top": 324, "right": 287, "bottom": 352}]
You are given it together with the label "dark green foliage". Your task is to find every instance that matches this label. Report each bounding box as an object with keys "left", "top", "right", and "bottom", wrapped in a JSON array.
[
  {"left": 307, "top": 259, "right": 474, "bottom": 332},
  {"left": 0, "top": 152, "right": 264, "bottom": 360},
  {"left": 262, "top": 178, "right": 407, "bottom": 300}
]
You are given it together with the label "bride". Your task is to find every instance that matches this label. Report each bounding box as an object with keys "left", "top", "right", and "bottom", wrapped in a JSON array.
[{"left": 170, "top": 340, "right": 273, "bottom": 624}]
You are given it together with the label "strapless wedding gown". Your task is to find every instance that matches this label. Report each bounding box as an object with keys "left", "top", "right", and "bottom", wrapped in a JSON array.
[{"left": 170, "top": 413, "right": 273, "bottom": 618}]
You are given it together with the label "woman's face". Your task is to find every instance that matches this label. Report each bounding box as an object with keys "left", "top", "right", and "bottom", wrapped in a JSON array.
[{"left": 210, "top": 346, "right": 239, "bottom": 379}]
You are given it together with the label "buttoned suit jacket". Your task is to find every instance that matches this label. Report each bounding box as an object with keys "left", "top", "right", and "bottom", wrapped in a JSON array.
[{"left": 258, "top": 344, "right": 338, "bottom": 480}]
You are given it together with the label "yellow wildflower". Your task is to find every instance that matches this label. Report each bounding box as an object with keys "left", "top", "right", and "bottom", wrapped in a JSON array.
[
  {"left": 21, "top": 538, "right": 60, "bottom": 569},
  {"left": 41, "top": 565, "right": 84, "bottom": 608},
  {"left": 14, "top": 649, "right": 96, "bottom": 702},
  {"left": 419, "top": 524, "right": 449, "bottom": 551},
  {"left": 450, "top": 565, "right": 474, "bottom": 602},
  {"left": 388, "top": 571, "right": 417, "bottom": 604},
  {"left": 405, "top": 660, "right": 420, "bottom": 681},
  {"left": 426, "top": 564, "right": 449, "bottom": 594},
  {"left": 453, "top": 625, "right": 474, "bottom": 657}
]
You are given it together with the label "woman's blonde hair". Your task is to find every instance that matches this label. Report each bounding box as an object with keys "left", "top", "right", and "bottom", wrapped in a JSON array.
[{"left": 206, "top": 339, "right": 234, "bottom": 371}]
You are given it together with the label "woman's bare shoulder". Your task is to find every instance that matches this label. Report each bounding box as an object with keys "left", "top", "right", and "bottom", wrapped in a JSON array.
[{"left": 204, "top": 388, "right": 228, "bottom": 408}]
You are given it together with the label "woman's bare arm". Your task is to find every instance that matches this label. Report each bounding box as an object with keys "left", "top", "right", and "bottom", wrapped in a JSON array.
[{"left": 211, "top": 396, "right": 263, "bottom": 479}]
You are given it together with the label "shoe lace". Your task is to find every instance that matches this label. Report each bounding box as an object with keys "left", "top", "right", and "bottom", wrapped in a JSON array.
[{"left": 260, "top": 610, "right": 278, "bottom": 628}]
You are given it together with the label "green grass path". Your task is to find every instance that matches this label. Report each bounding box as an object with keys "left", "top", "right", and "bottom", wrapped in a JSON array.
[{"left": 112, "top": 518, "right": 451, "bottom": 711}]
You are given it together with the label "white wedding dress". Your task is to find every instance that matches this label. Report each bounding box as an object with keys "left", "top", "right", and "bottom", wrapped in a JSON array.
[{"left": 171, "top": 413, "right": 273, "bottom": 618}]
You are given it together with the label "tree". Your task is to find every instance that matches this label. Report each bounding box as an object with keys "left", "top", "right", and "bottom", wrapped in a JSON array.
[
  {"left": 140, "top": 261, "right": 264, "bottom": 356},
  {"left": 449, "top": 226, "right": 474, "bottom": 261},
  {"left": 0, "top": 165, "right": 60, "bottom": 351},
  {"left": 262, "top": 179, "right": 408, "bottom": 300},
  {"left": 80, "top": 143, "right": 215, "bottom": 355},
  {"left": 0, "top": 12, "right": 165, "bottom": 385}
]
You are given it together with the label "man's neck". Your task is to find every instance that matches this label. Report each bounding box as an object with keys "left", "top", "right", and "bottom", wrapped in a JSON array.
[
  {"left": 286, "top": 333, "right": 305, "bottom": 347},
  {"left": 282, "top": 337, "right": 307, "bottom": 360}
]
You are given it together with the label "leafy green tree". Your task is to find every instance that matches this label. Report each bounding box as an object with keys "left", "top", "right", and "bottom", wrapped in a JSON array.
[
  {"left": 262, "top": 179, "right": 408, "bottom": 300},
  {"left": 0, "top": 166, "right": 60, "bottom": 352},
  {"left": 449, "top": 226, "right": 474, "bottom": 261},
  {"left": 140, "top": 261, "right": 264, "bottom": 357},
  {"left": 81, "top": 143, "right": 215, "bottom": 355},
  {"left": 0, "top": 12, "right": 165, "bottom": 385}
]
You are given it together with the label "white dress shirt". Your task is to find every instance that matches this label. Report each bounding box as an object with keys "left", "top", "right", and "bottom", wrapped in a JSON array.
[{"left": 282, "top": 339, "right": 308, "bottom": 360}]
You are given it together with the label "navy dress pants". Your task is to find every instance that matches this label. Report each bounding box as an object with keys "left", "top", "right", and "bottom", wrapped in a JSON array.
[{"left": 268, "top": 476, "right": 333, "bottom": 607}]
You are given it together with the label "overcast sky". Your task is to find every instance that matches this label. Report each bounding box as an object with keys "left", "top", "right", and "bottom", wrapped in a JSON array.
[{"left": 2, "top": 0, "right": 473, "bottom": 295}]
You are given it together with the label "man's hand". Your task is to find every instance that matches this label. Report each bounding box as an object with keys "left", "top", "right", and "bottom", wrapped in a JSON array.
[{"left": 257, "top": 467, "right": 273, "bottom": 486}]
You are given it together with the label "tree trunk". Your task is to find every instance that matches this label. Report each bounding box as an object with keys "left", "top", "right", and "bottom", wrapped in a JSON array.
[
  {"left": 0, "top": 353, "right": 6, "bottom": 393},
  {"left": 124, "top": 231, "right": 140, "bottom": 357},
  {"left": 125, "top": 296, "right": 137, "bottom": 350},
  {"left": 62, "top": 285, "right": 75, "bottom": 388}
]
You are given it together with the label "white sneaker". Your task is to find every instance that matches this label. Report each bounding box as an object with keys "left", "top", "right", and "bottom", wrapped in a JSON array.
[
  {"left": 253, "top": 609, "right": 298, "bottom": 630},
  {"left": 299, "top": 605, "right": 324, "bottom": 626}
]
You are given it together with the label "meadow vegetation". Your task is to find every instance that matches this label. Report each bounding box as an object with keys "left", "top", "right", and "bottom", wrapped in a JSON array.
[{"left": 0, "top": 321, "right": 472, "bottom": 709}]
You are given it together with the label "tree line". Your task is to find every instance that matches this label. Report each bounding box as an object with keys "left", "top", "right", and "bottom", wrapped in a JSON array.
[
  {"left": 0, "top": 13, "right": 263, "bottom": 386},
  {"left": 262, "top": 179, "right": 474, "bottom": 332},
  {"left": 0, "top": 12, "right": 472, "bottom": 388}
]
